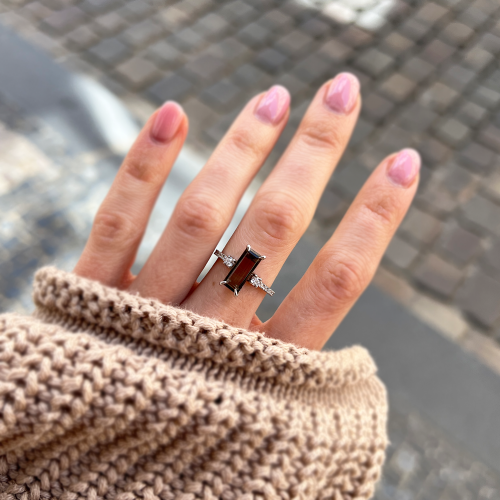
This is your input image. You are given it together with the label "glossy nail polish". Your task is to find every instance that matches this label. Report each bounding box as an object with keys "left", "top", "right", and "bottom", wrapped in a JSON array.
[
  {"left": 325, "top": 73, "right": 360, "bottom": 114},
  {"left": 151, "top": 101, "right": 184, "bottom": 142},
  {"left": 255, "top": 85, "right": 290, "bottom": 125},
  {"left": 387, "top": 149, "right": 421, "bottom": 187}
]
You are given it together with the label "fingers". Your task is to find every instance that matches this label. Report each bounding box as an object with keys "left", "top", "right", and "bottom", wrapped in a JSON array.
[
  {"left": 185, "top": 73, "right": 361, "bottom": 326},
  {"left": 130, "top": 86, "right": 291, "bottom": 304},
  {"left": 264, "top": 149, "right": 421, "bottom": 350},
  {"left": 74, "top": 101, "right": 188, "bottom": 287}
]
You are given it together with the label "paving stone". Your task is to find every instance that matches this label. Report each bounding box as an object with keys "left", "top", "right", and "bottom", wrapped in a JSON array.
[
  {"left": 478, "top": 124, "right": 500, "bottom": 154},
  {"left": 275, "top": 30, "right": 314, "bottom": 58},
  {"left": 231, "top": 63, "right": 270, "bottom": 89},
  {"left": 379, "top": 73, "right": 416, "bottom": 103},
  {"left": 458, "top": 270, "right": 500, "bottom": 328},
  {"left": 400, "top": 57, "right": 434, "bottom": 83},
  {"left": 381, "top": 32, "right": 414, "bottom": 58},
  {"left": 181, "top": 97, "right": 215, "bottom": 127},
  {"left": 147, "top": 73, "right": 194, "bottom": 104},
  {"left": 440, "top": 22, "right": 474, "bottom": 46},
  {"left": 401, "top": 207, "right": 442, "bottom": 247},
  {"left": 420, "top": 39, "right": 455, "bottom": 65},
  {"left": 461, "top": 195, "right": 500, "bottom": 234},
  {"left": 378, "top": 124, "right": 412, "bottom": 153},
  {"left": 169, "top": 28, "right": 205, "bottom": 51},
  {"left": 415, "top": 2, "right": 449, "bottom": 26},
  {"left": 20, "top": 2, "right": 52, "bottom": 22},
  {"left": 337, "top": 25, "right": 373, "bottom": 48},
  {"left": 317, "top": 38, "right": 353, "bottom": 63},
  {"left": 384, "top": 235, "right": 420, "bottom": 270},
  {"left": 299, "top": 17, "right": 330, "bottom": 38},
  {"left": 115, "top": 57, "right": 159, "bottom": 89},
  {"left": 481, "top": 237, "right": 500, "bottom": 276},
  {"left": 65, "top": 25, "right": 99, "bottom": 50},
  {"left": 87, "top": 38, "right": 131, "bottom": 66},
  {"left": 237, "top": 22, "right": 273, "bottom": 49},
  {"left": 157, "top": 6, "right": 191, "bottom": 31},
  {"left": 93, "top": 12, "right": 128, "bottom": 36},
  {"left": 121, "top": 20, "right": 163, "bottom": 49},
  {"left": 414, "top": 253, "right": 463, "bottom": 298},
  {"left": 79, "top": 0, "right": 121, "bottom": 16},
  {"left": 194, "top": 12, "right": 230, "bottom": 39},
  {"left": 355, "top": 48, "right": 393, "bottom": 77},
  {"left": 480, "top": 32, "right": 500, "bottom": 54},
  {"left": 217, "top": 1, "right": 256, "bottom": 24},
  {"left": 471, "top": 86, "right": 500, "bottom": 108},
  {"left": 314, "top": 189, "right": 347, "bottom": 224},
  {"left": 362, "top": 92, "right": 394, "bottom": 123},
  {"left": 255, "top": 47, "right": 289, "bottom": 75},
  {"left": 42, "top": 6, "right": 86, "bottom": 35},
  {"left": 442, "top": 64, "right": 475, "bottom": 92},
  {"left": 437, "top": 222, "right": 483, "bottom": 266},
  {"left": 291, "top": 53, "right": 330, "bottom": 84},
  {"left": 274, "top": 73, "right": 308, "bottom": 97},
  {"left": 258, "top": 9, "right": 293, "bottom": 33},
  {"left": 463, "top": 45, "right": 494, "bottom": 71},
  {"left": 200, "top": 79, "right": 242, "bottom": 109},
  {"left": 417, "top": 174, "right": 459, "bottom": 216},
  {"left": 456, "top": 101, "right": 487, "bottom": 127},
  {"left": 420, "top": 82, "right": 459, "bottom": 113},
  {"left": 183, "top": 53, "right": 227, "bottom": 84},
  {"left": 399, "top": 18, "right": 430, "bottom": 42},
  {"left": 398, "top": 103, "right": 437, "bottom": 133},
  {"left": 349, "top": 118, "right": 374, "bottom": 147},
  {"left": 435, "top": 118, "right": 470, "bottom": 147},
  {"left": 332, "top": 162, "right": 370, "bottom": 199},
  {"left": 458, "top": 5, "right": 489, "bottom": 29},
  {"left": 209, "top": 37, "right": 251, "bottom": 63},
  {"left": 118, "top": 0, "right": 153, "bottom": 22},
  {"left": 458, "top": 142, "right": 495, "bottom": 173},
  {"left": 145, "top": 41, "right": 183, "bottom": 68}
]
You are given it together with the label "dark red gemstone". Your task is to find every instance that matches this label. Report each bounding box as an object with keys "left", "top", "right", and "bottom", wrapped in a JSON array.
[{"left": 223, "top": 246, "right": 262, "bottom": 295}]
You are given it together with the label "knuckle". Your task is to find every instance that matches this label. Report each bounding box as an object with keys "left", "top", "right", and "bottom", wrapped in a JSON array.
[
  {"left": 92, "top": 211, "right": 138, "bottom": 246},
  {"left": 298, "top": 121, "right": 342, "bottom": 151},
  {"left": 254, "top": 195, "right": 305, "bottom": 244},
  {"left": 320, "top": 258, "right": 367, "bottom": 304},
  {"left": 122, "top": 155, "right": 159, "bottom": 184},
  {"left": 174, "top": 195, "right": 226, "bottom": 240},
  {"left": 226, "top": 128, "right": 261, "bottom": 161},
  {"left": 360, "top": 196, "right": 397, "bottom": 226}
]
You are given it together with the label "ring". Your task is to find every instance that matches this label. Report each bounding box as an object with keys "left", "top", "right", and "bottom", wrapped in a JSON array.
[{"left": 214, "top": 245, "right": 275, "bottom": 297}]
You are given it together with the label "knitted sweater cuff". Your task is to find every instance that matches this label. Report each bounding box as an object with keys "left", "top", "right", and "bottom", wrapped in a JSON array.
[{"left": 0, "top": 266, "right": 388, "bottom": 499}]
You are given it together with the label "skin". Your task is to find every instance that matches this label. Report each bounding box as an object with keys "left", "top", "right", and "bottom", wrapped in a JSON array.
[{"left": 74, "top": 73, "right": 419, "bottom": 351}]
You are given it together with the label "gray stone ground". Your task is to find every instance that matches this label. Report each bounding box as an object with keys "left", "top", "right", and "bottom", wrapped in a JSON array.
[{"left": 2, "top": 0, "right": 500, "bottom": 353}]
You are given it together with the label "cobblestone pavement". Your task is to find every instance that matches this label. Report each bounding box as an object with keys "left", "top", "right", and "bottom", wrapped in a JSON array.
[
  {"left": 2, "top": 90, "right": 500, "bottom": 500},
  {"left": 3, "top": 0, "right": 500, "bottom": 352}
]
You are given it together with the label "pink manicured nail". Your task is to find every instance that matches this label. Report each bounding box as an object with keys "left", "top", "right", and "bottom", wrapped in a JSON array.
[
  {"left": 151, "top": 101, "right": 184, "bottom": 142},
  {"left": 325, "top": 73, "right": 360, "bottom": 114},
  {"left": 387, "top": 149, "right": 421, "bottom": 187},
  {"left": 255, "top": 85, "right": 290, "bottom": 125}
]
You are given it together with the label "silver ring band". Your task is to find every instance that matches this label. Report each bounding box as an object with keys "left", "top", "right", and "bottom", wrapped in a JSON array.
[{"left": 214, "top": 248, "right": 275, "bottom": 297}]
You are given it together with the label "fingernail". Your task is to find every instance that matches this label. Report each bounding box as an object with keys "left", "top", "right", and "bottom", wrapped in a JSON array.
[
  {"left": 325, "top": 73, "right": 359, "bottom": 114},
  {"left": 387, "top": 149, "right": 421, "bottom": 187},
  {"left": 255, "top": 85, "right": 290, "bottom": 125},
  {"left": 151, "top": 101, "right": 184, "bottom": 143}
]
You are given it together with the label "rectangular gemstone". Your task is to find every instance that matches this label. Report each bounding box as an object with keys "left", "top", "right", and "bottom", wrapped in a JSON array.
[{"left": 223, "top": 246, "right": 262, "bottom": 295}]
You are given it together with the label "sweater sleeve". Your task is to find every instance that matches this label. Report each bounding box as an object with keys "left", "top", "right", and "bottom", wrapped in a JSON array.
[{"left": 0, "top": 266, "right": 388, "bottom": 500}]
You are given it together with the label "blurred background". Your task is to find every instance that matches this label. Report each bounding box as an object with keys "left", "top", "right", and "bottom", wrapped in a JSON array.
[{"left": 1, "top": 0, "right": 500, "bottom": 497}]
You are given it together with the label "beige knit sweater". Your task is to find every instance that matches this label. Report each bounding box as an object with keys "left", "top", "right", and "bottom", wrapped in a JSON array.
[{"left": 0, "top": 266, "right": 388, "bottom": 500}]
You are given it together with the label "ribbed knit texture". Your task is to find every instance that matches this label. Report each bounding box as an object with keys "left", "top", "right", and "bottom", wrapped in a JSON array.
[{"left": 0, "top": 266, "right": 388, "bottom": 500}]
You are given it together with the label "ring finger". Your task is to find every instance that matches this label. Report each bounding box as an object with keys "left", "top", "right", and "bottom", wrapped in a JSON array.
[{"left": 184, "top": 73, "right": 361, "bottom": 326}]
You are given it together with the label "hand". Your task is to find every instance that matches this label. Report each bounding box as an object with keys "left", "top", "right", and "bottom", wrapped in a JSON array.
[{"left": 74, "top": 72, "right": 419, "bottom": 350}]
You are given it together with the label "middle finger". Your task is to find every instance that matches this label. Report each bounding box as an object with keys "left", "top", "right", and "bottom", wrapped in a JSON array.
[{"left": 185, "top": 73, "right": 361, "bottom": 326}]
